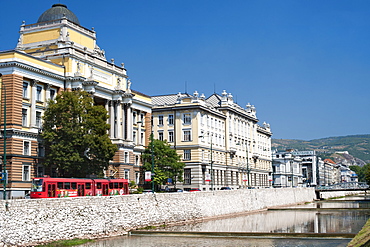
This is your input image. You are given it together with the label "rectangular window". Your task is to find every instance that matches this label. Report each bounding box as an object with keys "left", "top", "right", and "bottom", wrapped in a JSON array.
[
  {"left": 23, "top": 141, "right": 30, "bottom": 155},
  {"left": 124, "top": 170, "right": 129, "bottom": 180},
  {"left": 133, "top": 112, "right": 137, "bottom": 124},
  {"left": 50, "top": 89, "right": 56, "bottom": 100},
  {"left": 168, "top": 131, "right": 174, "bottom": 142},
  {"left": 168, "top": 114, "right": 174, "bottom": 125},
  {"left": 158, "top": 132, "right": 164, "bottom": 141},
  {"left": 133, "top": 131, "right": 137, "bottom": 144},
  {"left": 22, "top": 108, "right": 28, "bottom": 126},
  {"left": 183, "top": 113, "right": 191, "bottom": 124},
  {"left": 124, "top": 152, "right": 129, "bottom": 163},
  {"left": 36, "top": 86, "right": 42, "bottom": 101},
  {"left": 140, "top": 133, "right": 144, "bottom": 144},
  {"left": 23, "top": 165, "right": 30, "bottom": 181},
  {"left": 23, "top": 82, "right": 28, "bottom": 98},
  {"left": 158, "top": 115, "right": 164, "bottom": 125},
  {"left": 140, "top": 114, "right": 145, "bottom": 125},
  {"left": 183, "top": 130, "right": 191, "bottom": 141},
  {"left": 36, "top": 111, "right": 42, "bottom": 128},
  {"left": 184, "top": 168, "right": 191, "bottom": 185},
  {"left": 37, "top": 165, "right": 44, "bottom": 177},
  {"left": 183, "top": 150, "right": 191, "bottom": 160}
]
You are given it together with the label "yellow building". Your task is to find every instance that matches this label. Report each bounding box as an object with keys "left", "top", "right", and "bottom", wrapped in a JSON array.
[
  {"left": 152, "top": 90, "right": 272, "bottom": 191},
  {"left": 0, "top": 4, "right": 151, "bottom": 198}
]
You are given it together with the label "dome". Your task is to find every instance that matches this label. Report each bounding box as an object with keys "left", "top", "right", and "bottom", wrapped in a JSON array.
[{"left": 37, "top": 4, "right": 80, "bottom": 25}]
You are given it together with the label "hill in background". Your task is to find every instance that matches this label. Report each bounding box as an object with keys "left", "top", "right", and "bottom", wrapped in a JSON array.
[{"left": 272, "top": 134, "right": 370, "bottom": 166}]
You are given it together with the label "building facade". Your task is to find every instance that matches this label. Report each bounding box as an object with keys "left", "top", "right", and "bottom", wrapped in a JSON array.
[
  {"left": 151, "top": 90, "right": 272, "bottom": 191},
  {"left": 272, "top": 151, "right": 303, "bottom": 187},
  {"left": 0, "top": 4, "right": 151, "bottom": 198}
]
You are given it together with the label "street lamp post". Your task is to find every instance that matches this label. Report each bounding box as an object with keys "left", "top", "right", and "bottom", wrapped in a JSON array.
[
  {"left": 150, "top": 132, "right": 154, "bottom": 192},
  {"left": 199, "top": 134, "right": 213, "bottom": 191}
]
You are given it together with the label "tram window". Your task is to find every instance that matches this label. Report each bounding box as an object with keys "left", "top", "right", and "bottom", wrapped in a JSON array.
[
  {"left": 64, "top": 182, "right": 70, "bottom": 189},
  {"left": 109, "top": 183, "right": 113, "bottom": 189},
  {"left": 71, "top": 182, "right": 77, "bottom": 189},
  {"left": 119, "top": 183, "right": 123, "bottom": 189},
  {"left": 57, "top": 182, "right": 63, "bottom": 189},
  {"left": 97, "top": 182, "right": 102, "bottom": 189},
  {"left": 86, "top": 183, "right": 91, "bottom": 189},
  {"left": 114, "top": 182, "right": 119, "bottom": 189}
]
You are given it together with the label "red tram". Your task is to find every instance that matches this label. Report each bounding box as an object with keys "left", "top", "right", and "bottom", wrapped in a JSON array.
[{"left": 30, "top": 177, "right": 129, "bottom": 199}]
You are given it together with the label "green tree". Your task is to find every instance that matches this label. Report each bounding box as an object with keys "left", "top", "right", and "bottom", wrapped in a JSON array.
[
  {"left": 41, "top": 90, "right": 117, "bottom": 177},
  {"left": 364, "top": 164, "right": 370, "bottom": 185},
  {"left": 142, "top": 136, "right": 185, "bottom": 190}
]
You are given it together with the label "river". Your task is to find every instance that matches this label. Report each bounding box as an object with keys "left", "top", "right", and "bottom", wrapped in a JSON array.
[{"left": 81, "top": 194, "right": 370, "bottom": 247}]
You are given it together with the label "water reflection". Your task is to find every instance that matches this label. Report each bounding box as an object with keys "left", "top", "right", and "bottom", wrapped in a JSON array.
[
  {"left": 82, "top": 197, "right": 369, "bottom": 247},
  {"left": 81, "top": 235, "right": 350, "bottom": 247},
  {"left": 158, "top": 210, "right": 369, "bottom": 234}
]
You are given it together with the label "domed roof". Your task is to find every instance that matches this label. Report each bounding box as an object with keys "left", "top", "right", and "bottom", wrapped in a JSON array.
[{"left": 37, "top": 4, "right": 80, "bottom": 25}]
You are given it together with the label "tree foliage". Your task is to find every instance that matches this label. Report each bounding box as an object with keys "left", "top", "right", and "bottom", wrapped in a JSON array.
[
  {"left": 41, "top": 90, "right": 117, "bottom": 177},
  {"left": 350, "top": 164, "right": 370, "bottom": 184},
  {"left": 141, "top": 136, "right": 185, "bottom": 189}
]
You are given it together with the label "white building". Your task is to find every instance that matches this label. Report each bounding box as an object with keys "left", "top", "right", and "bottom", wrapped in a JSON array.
[{"left": 151, "top": 90, "right": 272, "bottom": 191}]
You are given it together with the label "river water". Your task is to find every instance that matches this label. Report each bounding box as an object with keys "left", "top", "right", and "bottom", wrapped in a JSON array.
[{"left": 82, "top": 195, "right": 370, "bottom": 247}]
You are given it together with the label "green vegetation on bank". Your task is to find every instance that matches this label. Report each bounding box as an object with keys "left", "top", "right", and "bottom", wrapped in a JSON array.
[
  {"left": 36, "top": 238, "right": 93, "bottom": 247},
  {"left": 347, "top": 218, "right": 370, "bottom": 247}
]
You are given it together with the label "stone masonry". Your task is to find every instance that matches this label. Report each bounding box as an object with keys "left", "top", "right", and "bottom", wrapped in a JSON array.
[{"left": 0, "top": 188, "right": 316, "bottom": 246}]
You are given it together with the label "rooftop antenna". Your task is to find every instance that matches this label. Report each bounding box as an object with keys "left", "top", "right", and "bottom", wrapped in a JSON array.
[
  {"left": 185, "top": 81, "right": 187, "bottom": 94},
  {"left": 213, "top": 83, "right": 216, "bottom": 94}
]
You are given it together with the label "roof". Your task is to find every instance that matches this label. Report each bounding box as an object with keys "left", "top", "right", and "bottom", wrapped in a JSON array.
[
  {"left": 152, "top": 93, "right": 190, "bottom": 106},
  {"left": 37, "top": 4, "right": 80, "bottom": 25}
]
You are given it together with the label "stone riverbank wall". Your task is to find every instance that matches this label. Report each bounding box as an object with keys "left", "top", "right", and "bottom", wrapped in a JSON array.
[{"left": 0, "top": 187, "right": 315, "bottom": 246}]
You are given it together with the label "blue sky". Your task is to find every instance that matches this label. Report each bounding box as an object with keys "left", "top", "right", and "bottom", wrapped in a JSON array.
[{"left": 1, "top": 0, "right": 369, "bottom": 140}]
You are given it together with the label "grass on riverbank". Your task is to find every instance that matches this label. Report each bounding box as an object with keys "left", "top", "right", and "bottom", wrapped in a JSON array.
[
  {"left": 347, "top": 218, "right": 370, "bottom": 247},
  {"left": 35, "top": 238, "right": 93, "bottom": 247}
]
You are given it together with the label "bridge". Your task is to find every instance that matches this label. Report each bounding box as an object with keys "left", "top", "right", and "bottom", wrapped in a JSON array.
[
  {"left": 315, "top": 182, "right": 369, "bottom": 200},
  {"left": 316, "top": 182, "right": 369, "bottom": 191}
]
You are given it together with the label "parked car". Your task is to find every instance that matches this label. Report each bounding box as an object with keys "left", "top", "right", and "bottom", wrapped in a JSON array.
[
  {"left": 189, "top": 188, "right": 201, "bottom": 192},
  {"left": 142, "top": 189, "right": 154, "bottom": 194},
  {"left": 220, "top": 187, "right": 232, "bottom": 190}
]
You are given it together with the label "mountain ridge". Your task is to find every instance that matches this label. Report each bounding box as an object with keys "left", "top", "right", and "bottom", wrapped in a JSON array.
[{"left": 272, "top": 134, "right": 370, "bottom": 165}]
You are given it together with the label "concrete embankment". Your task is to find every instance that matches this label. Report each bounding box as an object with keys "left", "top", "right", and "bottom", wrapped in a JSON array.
[{"left": 0, "top": 187, "right": 315, "bottom": 246}]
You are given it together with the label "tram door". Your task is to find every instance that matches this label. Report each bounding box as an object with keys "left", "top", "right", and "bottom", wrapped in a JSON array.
[
  {"left": 47, "top": 183, "right": 56, "bottom": 197},
  {"left": 102, "top": 183, "right": 109, "bottom": 196},
  {"left": 77, "top": 184, "right": 85, "bottom": 196}
]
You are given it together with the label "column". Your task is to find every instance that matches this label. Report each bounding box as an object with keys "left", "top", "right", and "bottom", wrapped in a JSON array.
[
  {"left": 109, "top": 101, "right": 114, "bottom": 138},
  {"left": 117, "top": 101, "right": 122, "bottom": 139}
]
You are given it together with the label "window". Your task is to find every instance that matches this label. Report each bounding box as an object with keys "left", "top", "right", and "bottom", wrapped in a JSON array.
[
  {"left": 158, "top": 132, "right": 164, "bottom": 141},
  {"left": 135, "top": 155, "right": 140, "bottom": 166},
  {"left": 168, "top": 131, "right": 174, "bottom": 142},
  {"left": 124, "top": 152, "right": 129, "bottom": 163},
  {"left": 50, "top": 89, "right": 56, "bottom": 100},
  {"left": 183, "top": 150, "right": 191, "bottom": 160},
  {"left": 124, "top": 170, "right": 129, "bottom": 180},
  {"left": 23, "top": 165, "right": 30, "bottom": 181},
  {"left": 36, "top": 111, "right": 42, "bottom": 128},
  {"left": 168, "top": 114, "right": 174, "bottom": 125},
  {"left": 158, "top": 115, "right": 164, "bottom": 125},
  {"left": 133, "top": 112, "right": 137, "bottom": 124},
  {"left": 133, "top": 131, "right": 137, "bottom": 144},
  {"left": 184, "top": 169, "right": 191, "bottom": 185},
  {"left": 140, "top": 133, "right": 144, "bottom": 144},
  {"left": 23, "top": 82, "right": 28, "bottom": 98},
  {"left": 36, "top": 86, "right": 42, "bottom": 101},
  {"left": 23, "top": 141, "right": 30, "bottom": 155},
  {"left": 183, "top": 113, "right": 191, "bottom": 124},
  {"left": 140, "top": 114, "right": 145, "bottom": 125},
  {"left": 37, "top": 165, "right": 44, "bottom": 177},
  {"left": 183, "top": 130, "right": 191, "bottom": 141},
  {"left": 22, "top": 108, "right": 28, "bottom": 126}
]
